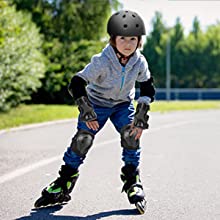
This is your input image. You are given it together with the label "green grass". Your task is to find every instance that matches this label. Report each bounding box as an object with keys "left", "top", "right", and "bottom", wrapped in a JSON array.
[
  {"left": 150, "top": 101, "right": 220, "bottom": 112},
  {"left": 0, "top": 101, "right": 220, "bottom": 130},
  {"left": 0, "top": 104, "right": 79, "bottom": 130}
]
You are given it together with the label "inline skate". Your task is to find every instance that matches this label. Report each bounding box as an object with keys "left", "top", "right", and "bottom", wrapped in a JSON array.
[
  {"left": 34, "top": 165, "right": 79, "bottom": 208},
  {"left": 121, "top": 164, "right": 147, "bottom": 214}
]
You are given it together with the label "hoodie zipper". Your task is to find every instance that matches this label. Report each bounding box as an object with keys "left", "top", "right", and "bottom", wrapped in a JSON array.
[{"left": 120, "top": 66, "right": 125, "bottom": 91}]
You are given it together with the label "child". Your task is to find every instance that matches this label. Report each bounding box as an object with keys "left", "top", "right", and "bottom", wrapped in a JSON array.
[{"left": 34, "top": 10, "right": 155, "bottom": 214}]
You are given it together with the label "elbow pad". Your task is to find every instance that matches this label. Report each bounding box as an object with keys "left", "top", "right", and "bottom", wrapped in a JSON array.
[
  {"left": 139, "top": 77, "right": 155, "bottom": 102},
  {"left": 68, "top": 76, "right": 87, "bottom": 100}
]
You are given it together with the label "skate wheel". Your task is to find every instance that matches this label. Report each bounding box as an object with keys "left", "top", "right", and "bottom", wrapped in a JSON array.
[
  {"left": 34, "top": 193, "right": 71, "bottom": 209},
  {"left": 34, "top": 196, "right": 48, "bottom": 208},
  {"left": 135, "top": 199, "right": 147, "bottom": 214},
  {"left": 63, "top": 194, "right": 71, "bottom": 202}
]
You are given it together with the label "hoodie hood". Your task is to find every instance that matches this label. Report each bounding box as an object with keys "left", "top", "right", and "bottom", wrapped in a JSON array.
[{"left": 102, "top": 44, "right": 141, "bottom": 71}]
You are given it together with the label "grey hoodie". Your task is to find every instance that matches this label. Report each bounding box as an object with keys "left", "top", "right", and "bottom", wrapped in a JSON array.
[{"left": 77, "top": 44, "right": 151, "bottom": 107}]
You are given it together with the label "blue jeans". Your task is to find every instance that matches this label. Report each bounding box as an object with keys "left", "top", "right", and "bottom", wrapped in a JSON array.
[{"left": 63, "top": 101, "right": 141, "bottom": 169}]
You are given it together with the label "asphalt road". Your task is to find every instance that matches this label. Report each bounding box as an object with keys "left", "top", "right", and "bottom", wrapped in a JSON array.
[{"left": 0, "top": 110, "right": 220, "bottom": 220}]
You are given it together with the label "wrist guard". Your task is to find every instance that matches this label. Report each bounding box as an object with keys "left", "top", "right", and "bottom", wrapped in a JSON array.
[
  {"left": 76, "top": 96, "right": 97, "bottom": 122},
  {"left": 134, "top": 103, "right": 150, "bottom": 129}
]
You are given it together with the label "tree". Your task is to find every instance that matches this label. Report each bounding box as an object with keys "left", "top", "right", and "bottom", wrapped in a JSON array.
[
  {"left": 12, "top": 0, "right": 121, "bottom": 42},
  {"left": 11, "top": 0, "right": 121, "bottom": 104},
  {"left": 10, "top": 0, "right": 56, "bottom": 40},
  {"left": 180, "top": 17, "right": 207, "bottom": 88},
  {"left": 0, "top": 2, "right": 45, "bottom": 111},
  {"left": 203, "top": 24, "right": 220, "bottom": 87},
  {"left": 53, "top": 0, "right": 111, "bottom": 42},
  {"left": 31, "top": 39, "right": 106, "bottom": 104},
  {"left": 142, "top": 12, "right": 168, "bottom": 88},
  {"left": 142, "top": 14, "right": 220, "bottom": 89},
  {"left": 191, "top": 16, "right": 201, "bottom": 39},
  {"left": 170, "top": 17, "right": 185, "bottom": 88}
]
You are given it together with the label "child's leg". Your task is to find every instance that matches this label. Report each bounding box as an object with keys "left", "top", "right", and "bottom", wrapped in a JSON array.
[
  {"left": 120, "top": 127, "right": 147, "bottom": 213},
  {"left": 35, "top": 129, "right": 94, "bottom": 208},
  {"left": 63, "top": 103, "right": 112, "bottom": 169},
  {"left": 63, "top": 129, "right": 95, "bottom": 169},
  {"left": 120, "top": 163, "right": 146, "bottom": 214},
  {"left": 110, "top": 102, "right": 147, "bottom": 213},
  {"left": 35, "top": 104, "right": 110, "bottom": 208}
]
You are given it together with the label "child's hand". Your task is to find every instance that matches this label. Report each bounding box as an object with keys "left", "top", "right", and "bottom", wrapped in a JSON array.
[
  {"left": 130, "top": 123, "right": 143, "bottom": 140},
  {"left": 86, "top": 120, "right": 99, "bottom": 131}
]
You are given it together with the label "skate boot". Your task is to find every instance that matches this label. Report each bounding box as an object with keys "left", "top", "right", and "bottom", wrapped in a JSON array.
[
  {"left": 34, "top": 165, "right": 79, "bottom": 208},
  {"left": 121, "top": 164, "right": 147, "bottom": 214}
]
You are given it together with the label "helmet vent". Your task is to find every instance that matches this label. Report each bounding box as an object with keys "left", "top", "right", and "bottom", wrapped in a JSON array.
[
  {"left": 124, "top": 24, "right": 128, "bottom": 28},
  {"left": 132, "top": 14, "right": 136, "bottom": 18},
  {"left": 136, "top": 24, "right": 139, "bottom": 28},
  {"left": 122, "top": 14, "right": 126, "bottom": 18}
]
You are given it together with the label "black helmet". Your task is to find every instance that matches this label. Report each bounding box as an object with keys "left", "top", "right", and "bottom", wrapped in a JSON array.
[{"left": 107, "top": 10, "right": 146, "bottom": 36}]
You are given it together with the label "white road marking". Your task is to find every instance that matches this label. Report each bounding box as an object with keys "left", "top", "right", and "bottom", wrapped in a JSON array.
[
  {"left": 0, "top": 156, "right": 60, "bottom": 185},
  {"left": 0, "top": 140, "right": 119, "bottom": 185},
  {"left": 0, "top": 119, "right": 200, "bottom": 185}
]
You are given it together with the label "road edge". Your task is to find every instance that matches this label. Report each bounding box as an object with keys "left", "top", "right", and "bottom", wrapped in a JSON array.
[{"left": 0, "top": 118, "right": 77, "bottom": 136}]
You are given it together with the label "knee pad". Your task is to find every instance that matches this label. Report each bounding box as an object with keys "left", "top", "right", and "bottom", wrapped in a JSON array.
[
  {"left": 70, "top": 130, "right": 94, "bottom": 156},
  {"left": 120, "top": 125, "right": 140, "bottom": 150}
]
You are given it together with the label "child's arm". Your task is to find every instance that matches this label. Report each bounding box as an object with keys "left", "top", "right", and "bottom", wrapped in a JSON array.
[
  {"left": 133, "top": 103, "right": 150, "bottom": 129},
  {"left": 133, "top": 77, "right": 155, "bottom": 130},
  {"left": 138, "top": 76, "right": 155, "bottom": 104},
  {"left": 68, "top": 75, "right": 97, "bottom": 123},
  {"left": 68, "top": 75, "right": 87, "bottom": 100}
]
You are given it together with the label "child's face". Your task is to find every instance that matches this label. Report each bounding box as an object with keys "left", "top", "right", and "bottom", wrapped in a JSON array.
[{"left": 115, "top": 36, "right": 138, "bottom": 57}]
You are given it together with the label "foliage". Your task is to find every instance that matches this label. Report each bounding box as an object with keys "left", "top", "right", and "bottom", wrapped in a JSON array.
[
  {"left": 3, "top": 0, "right": 220, "bottom": 109},
  {"left": 12, "top": 0, "right": 121, "bottom": 42},
  {"left": 142, "top": 12, "right": 220, "bottom": 89},
  {"left": 0, "top": 2, "right": 45, "bottom": 111},
  {"left": 142, "top": 12, "right": 168, "bottom": 88},
  {"left": 31, "top": 39, "right": 106, "bottom": 104},
  {"left": 11, "top": 0, "right": 120, "bottom": 104},
  {"left": 203, "top": 24, "right": 220, "bottom": 87}
]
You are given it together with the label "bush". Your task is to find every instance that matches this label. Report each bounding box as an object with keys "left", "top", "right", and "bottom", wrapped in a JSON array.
[
  {"left": 31, "top": 39, "right": 106, "bottom": 104},
  {"left": 0, "top": 3, "right": 45, "bottom": 111}
]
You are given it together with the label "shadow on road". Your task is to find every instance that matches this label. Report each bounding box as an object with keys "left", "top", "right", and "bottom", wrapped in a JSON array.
[{"left": 16, "top": 204, "right": 139, "bottom": 220}]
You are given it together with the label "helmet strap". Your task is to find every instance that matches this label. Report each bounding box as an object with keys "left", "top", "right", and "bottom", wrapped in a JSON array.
[{"left": 113, "top": 47, "right": 133, "bottom": 65}]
